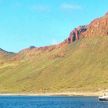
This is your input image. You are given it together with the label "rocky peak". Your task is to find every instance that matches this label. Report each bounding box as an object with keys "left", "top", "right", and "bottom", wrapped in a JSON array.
[
  {"left": 65, "top": 12, "right": 108, "bottom": 44},
  {"left": 67, "top": 25, "right": 87, "bottom": 44},
  {"left": 83, "top": 13, "right": 108, "bottom": 37}
]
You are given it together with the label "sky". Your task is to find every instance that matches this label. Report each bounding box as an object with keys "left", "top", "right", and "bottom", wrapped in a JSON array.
[{"left": 0, "top": 0, "right": 108, "bottom": 52}]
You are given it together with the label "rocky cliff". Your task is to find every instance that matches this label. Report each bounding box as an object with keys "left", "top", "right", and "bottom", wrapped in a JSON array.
[
  {"left": 83, "top": 12, "right": 108, "bottom": 37},
  {"left": 66, "top": 12, "right": 108, "bottom": 44}
]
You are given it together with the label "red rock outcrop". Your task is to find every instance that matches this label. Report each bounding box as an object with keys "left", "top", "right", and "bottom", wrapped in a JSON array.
[
  {"left": 67, "top": 25, "right": 87, "bottom": 44},
  {"left": 66, "top": 12, "right": 108, "bottom": 44},
  {"left": 83, "top": 12, "right": 108, "bottom": 37},
  {"left": 7, "top": 12, "right": 108, "bottom": 60}
]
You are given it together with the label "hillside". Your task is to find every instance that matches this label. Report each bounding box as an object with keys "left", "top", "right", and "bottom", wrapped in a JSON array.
[
  {"left": 0, "top": 48, "right": 15, "bottom": 63},
  {"left": 0, "top": 13, "right": 108, "bottom": 93}
]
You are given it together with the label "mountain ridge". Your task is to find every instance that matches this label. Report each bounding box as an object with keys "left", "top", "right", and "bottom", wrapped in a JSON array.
[
  {"left": 0, "top": 12, "right": 108, "bottom": 93},
  {"left": 1, "top": 12, "right": 108, "bottom": 54}
]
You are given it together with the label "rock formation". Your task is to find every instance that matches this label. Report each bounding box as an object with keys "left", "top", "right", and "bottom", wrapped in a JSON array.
[
  {"left": 67, "top": 25, "right": 87, "bottom": 44},
  {"left": 84, "top": 12, "right": 108, "bottom": 37},
  {"left": 66, "top": 12, "right": 108, "bottom": 44},
  {"left": 7, "top": 12, "right": 108, "bottom": 58}
]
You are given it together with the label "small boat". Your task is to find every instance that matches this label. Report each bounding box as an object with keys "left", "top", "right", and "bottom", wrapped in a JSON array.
[{"left": 99, "top": 93, "right": 108, "bottom": 101}]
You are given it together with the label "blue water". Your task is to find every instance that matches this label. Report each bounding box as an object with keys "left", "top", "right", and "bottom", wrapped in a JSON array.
[{"left": 0, "top": 96, "right": 107, "bottom": 108}]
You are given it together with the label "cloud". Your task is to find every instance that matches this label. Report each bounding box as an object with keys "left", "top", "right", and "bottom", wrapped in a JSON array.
[
  {"left": 60, "top": 3, "right": 82, "bottom": 11},
  {"left": 31, "top": 4, "right": 50, "bottom": 12}
]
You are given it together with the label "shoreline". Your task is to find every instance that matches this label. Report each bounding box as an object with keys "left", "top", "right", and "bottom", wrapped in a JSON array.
[{"left": 0, "top": 92, "right": 104, "bottom": 96}]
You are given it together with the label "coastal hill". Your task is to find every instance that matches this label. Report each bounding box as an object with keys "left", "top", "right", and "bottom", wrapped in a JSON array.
[
  {"left": 84, "top": 12, "right": 108, "bottom": 37},
  {"left": 0, "top": 12, "right": 108, "bottom": 93}
]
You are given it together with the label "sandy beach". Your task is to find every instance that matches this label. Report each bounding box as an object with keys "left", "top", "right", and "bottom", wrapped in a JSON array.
[{"left": 0, "top": 91, "right": 104, "bottom": 96}]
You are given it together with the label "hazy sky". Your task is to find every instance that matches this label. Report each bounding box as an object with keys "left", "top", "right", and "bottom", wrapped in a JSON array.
[{"left": 0, "top": 0, "right": 108, "bottom": 52}]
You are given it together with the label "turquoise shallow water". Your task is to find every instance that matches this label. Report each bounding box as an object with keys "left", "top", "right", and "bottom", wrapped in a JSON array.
[{"left": 0, "top": 96, "right": 107, "bottom": 108}]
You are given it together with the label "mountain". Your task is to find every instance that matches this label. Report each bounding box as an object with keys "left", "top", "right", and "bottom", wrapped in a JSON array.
[
  {"left": 0, "top": 48, "right": 12, "bottom": 56},
  {"left": 0, "top": 48, "right": 15, "bottom": 61},
  {"left": 83, "top": 12, "right": 108, "bottom": 37},
  {"left": 0, "top": 12, "right": 108, "bottom": 93}
]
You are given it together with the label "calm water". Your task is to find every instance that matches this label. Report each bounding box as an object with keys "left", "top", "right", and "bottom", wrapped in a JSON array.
[{"left": 0, "top": 96, "right": 107, "bottom": 108}]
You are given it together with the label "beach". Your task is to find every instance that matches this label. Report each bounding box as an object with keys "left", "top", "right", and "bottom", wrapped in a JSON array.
[{"left": 0, "top": 91, "right": 104, "bottom": 96}]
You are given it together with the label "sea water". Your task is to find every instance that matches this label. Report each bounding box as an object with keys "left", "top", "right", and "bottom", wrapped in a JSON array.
[{"left": 0, "top": 96, "right": 107, "bottom": 108}]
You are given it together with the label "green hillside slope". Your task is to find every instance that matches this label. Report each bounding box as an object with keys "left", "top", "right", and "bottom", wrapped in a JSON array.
[{"left": 0, "top": 36, "right": 108, "bottom": 93}]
